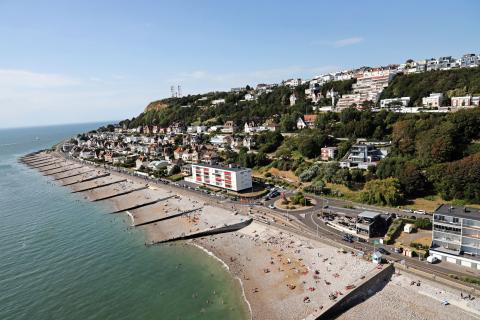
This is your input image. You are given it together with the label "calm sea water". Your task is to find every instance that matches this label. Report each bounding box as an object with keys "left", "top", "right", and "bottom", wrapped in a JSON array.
[{"left": 0, "top": 123, "right": 248, "bottom": 320}]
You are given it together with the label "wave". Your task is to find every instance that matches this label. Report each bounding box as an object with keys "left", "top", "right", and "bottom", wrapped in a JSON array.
[{"left": 0, "top": 143, "right": 18, "bottom": 147}]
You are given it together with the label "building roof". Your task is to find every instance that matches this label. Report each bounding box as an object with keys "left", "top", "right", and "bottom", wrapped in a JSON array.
[
  {"left": 192, "top": 163, "right": 251, "bottom": 172},
  {"left": 304, "top": 114, "right": 317, "bottom": 122},
  {"left": 435, "top": 204, "right": 480, "bottom": 220},
  {"left": 358, "top": 211, "right": 381, "bottom": 219}
]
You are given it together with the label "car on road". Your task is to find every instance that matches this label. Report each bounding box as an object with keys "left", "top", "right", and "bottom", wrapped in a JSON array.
[
  {"left": 342, "top": 234, "right": 354, "bottom": 243},
  {"left": 268, "top": 204, "right": 275, "bottom": 209},
  {"left": 377, "top": 247, "right": 390, "bottom": 255},
  {"left": 414, "top": 210, "right": 426, "bottom": 215},
  {"left": 393, "top": 247, "right": 403, "bottom": 254}
]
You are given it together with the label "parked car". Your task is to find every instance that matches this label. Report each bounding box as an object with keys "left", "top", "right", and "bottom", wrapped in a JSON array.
[
  {"left": 377, "top": 247, "right": 390, "bottom": 255},
  {"left": 414, "top": 210, "right": 426, "bottom": 215},
  {"left": 393, "top": 247, "right": 403, "bottom": 254},
  {"left": 342, "top": 234, "right": 353, "bottom": 243},
  {"left": 268, "top": 204, "right": 275, "bottom": 209},
  {"left": 426, "top": 256, "right": 439, "bottom": 264}
]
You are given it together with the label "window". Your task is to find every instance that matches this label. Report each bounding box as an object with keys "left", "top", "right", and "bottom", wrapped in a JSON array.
[{"left": 453, "top": 217, "right": 459, "bottom": 224}]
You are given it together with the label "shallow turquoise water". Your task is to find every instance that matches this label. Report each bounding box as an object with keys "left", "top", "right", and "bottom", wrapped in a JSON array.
[{"left": 0, "top": 123, "right": 248, "bottom": 320}]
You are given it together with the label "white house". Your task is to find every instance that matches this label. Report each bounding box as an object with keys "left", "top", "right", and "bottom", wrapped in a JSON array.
[
  {"left": 284, "top": 78, "right": 301, "bottom": 87},
  {"left": 380, "top": 97, "right": 411, "bottom": 109},
  {"left": 290, "top": 94, "right": 297, "bottom": 106},
  {"left": 296, "top": 117, "right": 307, "bottom": 130},
  {"left": 210, "top": 135, "right": 230, "bottom": 146},
  {"left": 244, "top": 93, "right": 256, "bottom": 101},
  {"left": 422, "top": 93, "right": 443, "bottom": 108},
  {"left": 211, "top": 99, "right": 226, "bottom": 105},
  {"left": 451, "top": 95, "right": 480, "bottom": 107}
]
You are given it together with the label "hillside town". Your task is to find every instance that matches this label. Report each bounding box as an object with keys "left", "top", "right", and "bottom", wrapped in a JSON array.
[{"left": 60, "top": 51, "right": 480, "bottom": 278}]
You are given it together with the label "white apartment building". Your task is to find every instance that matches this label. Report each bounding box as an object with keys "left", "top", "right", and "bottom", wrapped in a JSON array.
[
  {"left": 188, "top": 163, "right": 252, "bottom": 191},
  {"left": 284, "top": 78, "right": 302, "bottom": 87},
  {"left": 451, "top": 95, "right": 480, "bottom": 107},
  {"left": 211, "top": 99, "right": 226, "bottom": 105},
  {"left": 461, "top": 54, "right": 480, "bottom": 68},
  {"left": 336, "top": 68, "right": 396, "bottom": 109},
  {"left": 430, "top": 205, "right": 480, "bottom": 269},
  {"left": 422, "top": 93, "right": 444, "bottom": 108},
  {"left": 380, "top": 97, "right": 411, "bottom": 109}
]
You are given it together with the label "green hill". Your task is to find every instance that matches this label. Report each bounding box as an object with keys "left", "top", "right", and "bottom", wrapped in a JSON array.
[{"left": 381, "top": 67, "right": 480, "bottom": 106}]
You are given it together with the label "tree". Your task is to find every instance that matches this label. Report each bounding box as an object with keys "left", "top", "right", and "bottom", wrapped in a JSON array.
[
  {"left": 399, "top": 162, "right": 427, "bottom": 196},
  {"left": 360, "top": 178, "right": 404, "bottom": 206},
  {"left": 255, "top": 131, "right": 284, "bottom": 153},
  {"left": 168, "top": 165, "right": 181, "bottom": 176},
  {"left": 280, "top": 113, "right": 297, "bottom": 132},
  {"left": 427, "top": 153, "right": 480, "bottom": 203}
]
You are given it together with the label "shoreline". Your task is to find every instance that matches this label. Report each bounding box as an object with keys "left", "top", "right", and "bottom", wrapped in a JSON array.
[
  {"left": 20, "top": 151, "right": 480, "bottom": 320},
  {"left": 191, "top": 242, "right": 253, "bottom": 320}
]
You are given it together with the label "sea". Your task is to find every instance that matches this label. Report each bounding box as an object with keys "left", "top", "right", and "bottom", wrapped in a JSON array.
[{"left": 0, "top": 123, "right": 249, "bottom": 320}]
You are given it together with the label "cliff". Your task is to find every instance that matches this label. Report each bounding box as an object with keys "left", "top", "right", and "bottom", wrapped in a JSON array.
[{"left": 144, "top": 100, "right": 169, "bottom": 112}]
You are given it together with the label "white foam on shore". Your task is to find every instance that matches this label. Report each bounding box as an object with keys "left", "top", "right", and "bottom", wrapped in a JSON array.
[
  {"left": 191, "top": 242, "right": 253, "bottom": 320},
  {"left": 126, "top": 211, "right": 135, "bottom": 226}
]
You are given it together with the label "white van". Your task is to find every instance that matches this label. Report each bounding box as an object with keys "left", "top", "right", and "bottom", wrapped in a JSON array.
[{"left": 427, "top": 256, "right": 439, "bottom": 264}]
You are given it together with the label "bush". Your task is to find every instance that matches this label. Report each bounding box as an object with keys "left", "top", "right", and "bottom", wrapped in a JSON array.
[
  {"left": 384, "top": 218, "right": 404, "bottom": 244},
  {"left": 361, "top": 178, "right": 404, "bottom": 206},
  {"left": 290, "top": 192, "right": 311, "bottom": 206},
  {"left": 414, "top": 218, "right": 432, "bottom": 230},
  {"left": 299, "top": 164, "right": 321, "bottom": 182},
  {"left": 410, "top": 242, "right": 429, "bottom": 250}
]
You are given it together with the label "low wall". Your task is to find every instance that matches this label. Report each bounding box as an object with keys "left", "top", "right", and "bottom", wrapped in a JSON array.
[
  {"left": 315, "top": 264, "right": 394, "bottom": 320},
  {"left": 152, "top": 218, "right": 253, "bottom": 244}
]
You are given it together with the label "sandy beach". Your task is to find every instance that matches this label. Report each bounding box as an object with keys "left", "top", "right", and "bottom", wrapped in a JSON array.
[{"left": 22, "top": 152, "right": 480, "bottom": 320}]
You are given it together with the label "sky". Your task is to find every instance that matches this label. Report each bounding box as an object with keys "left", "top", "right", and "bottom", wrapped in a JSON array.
[{"left": 0, "top": 0, "right": 479, "bottom": 128}]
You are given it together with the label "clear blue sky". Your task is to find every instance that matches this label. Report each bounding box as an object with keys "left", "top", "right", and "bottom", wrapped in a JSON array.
[{"left": 0, "top": 0, "right": 479, "bottom": 128}]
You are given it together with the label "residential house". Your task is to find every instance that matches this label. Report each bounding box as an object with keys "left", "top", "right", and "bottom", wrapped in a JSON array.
[
  {"left": 289, "top": 93, "right": 297, "bottom": 106},
  {"left": 303, "top": 114, "right": 317, "bottom": 128},
  {"left": 321, "top": 147, "right": 338, "bottom": 161},
  {"left": 296, "top": 117, "right": 307, "bottom": 130},
  {"left": 244, "top": 93, "right": 256, "bottom": 101},
  {"left": 222, "top": 121, "right": 236, "bottom": 134},
  {"left": 243, "top": 136, "right": 255, "bottom": 150},
  {"left": 340, "top": 144, "right": 386, "bottom": 169},
  {"left": 284, "top": 78, "right": 301, "bottom": 88},
  {"left": 136, "top": 156, "right": 149, "bottom": 170},
  {"left": 451, "top": 95, "right": 480, "bottom": 107},
  {"left": 461, "top": 53, "right": 480, "bottom": 68},
  {"left": 211, "top": 98, "right": 226, "bottom": 105},
  {"left": 422, "top": 93, "right": 443, "bottom": 108},
  {"left": 210, "top": 135, "right": 231, "bottom": 147},
  {"left": 173, "top": 147, "right": 184, "bottom": 160},
  {"left": 380, "top": 97, "right": 410, "bottom": 109}
]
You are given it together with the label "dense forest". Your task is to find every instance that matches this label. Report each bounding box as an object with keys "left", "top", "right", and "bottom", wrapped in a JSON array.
[{"left": 381, "top": 67, "right": 480, "bottom": 106}]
